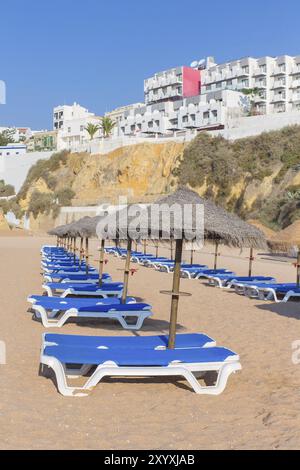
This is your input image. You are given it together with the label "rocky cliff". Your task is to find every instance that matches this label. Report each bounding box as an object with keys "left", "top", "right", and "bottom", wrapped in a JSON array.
[{"left": 5, "top": 125, "right": 300, "bottom": 232}]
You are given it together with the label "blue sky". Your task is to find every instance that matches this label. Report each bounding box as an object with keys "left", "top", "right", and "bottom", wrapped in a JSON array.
[{"left": 0, "top": 0, "right": 299, "bottom": 129}]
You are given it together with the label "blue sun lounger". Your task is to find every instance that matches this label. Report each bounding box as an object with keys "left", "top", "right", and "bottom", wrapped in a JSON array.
[
  {"left": 43, "top": 266, "right": 97, "bottom": 275},
  {"left": 30, "top": 299, "right": 152, "bottom": 329},
  {"left": 142, "top": 257, "right": 170, "bottom": 267},
  {"left": 181, "top": 268, "right": 233, "bottom": 280},
  {"left": 43, "top": 281, "right": 124, "bottom": 298},
  {"left": 207, "top": 275, "right": 276, "bottom": 289},
  {"left": 40, "top": 344, "right": 241, "bottom": 396},
  {"left": 158, "top": 263, "right": 207, "bottom": 274},
  {"left": 44, "top": 272, "right": 111, "bottom": 283},
  {"left": 28, "top": 295, "right": 136, "bottom": 306},
  {"left": 42, "top": 332, "right": 216, "bottom": 350},
  {"left": 242, "top": 283, "right": 298, "bottom": 302}
]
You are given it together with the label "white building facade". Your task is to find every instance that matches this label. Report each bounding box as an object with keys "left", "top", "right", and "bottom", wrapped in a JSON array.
[
  {"left": 118, "top": 89, "right": 248, "bottom": 136},
  {"left": 201, "top": 54, "right": 300, "bottom": 115},
  {"left": 54, "top": 102, "right": 103, "bottom": 151}
]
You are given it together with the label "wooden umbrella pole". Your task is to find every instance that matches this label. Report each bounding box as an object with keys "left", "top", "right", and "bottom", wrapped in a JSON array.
[
  {"left": 79, "top": 238, "right": 83, "bottom": 268},
  {"left": 85, "top": 238, "right": 89, "bottom": 276},
  {"left": 170, "top": 240, "right": 174, "bottom": 261},
  {"left": 143, "top": 239, "right": 147, "bottom": 255},
  {"left": 214, "top": 242, "right": 219, "bottom": 270},
  {"left": 297, "top": 248, "right": 300, "bottom": 287},
  {"left": 248, "top": 247, "right": 254, "bottom": 278},
  {"left": 168, "top": 238, "right": 183, "bottom": 350},
  {"left": 155, "top": 244, "right": 159, "bottom": 258},
  {"left": 99, "top": 239, "right": 105, "bottom": 286},
  {"left": 73, "top": 238, "right": 77, "bottom": 263},
  {"left": 121, "top": 239, "right": 132, "bottom": 304},
  {"left": 190, "top": 242, "right": 194, "bottom": 265}
]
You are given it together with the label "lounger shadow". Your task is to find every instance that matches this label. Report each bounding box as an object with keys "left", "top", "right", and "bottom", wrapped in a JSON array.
[{"left": 256, "top": 303, "right": 300, "bottom": 320}]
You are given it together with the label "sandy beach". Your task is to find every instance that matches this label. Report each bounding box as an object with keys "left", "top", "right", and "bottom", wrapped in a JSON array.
[{"left": 0, "top": 234, "right": 300, "bottom": 450}]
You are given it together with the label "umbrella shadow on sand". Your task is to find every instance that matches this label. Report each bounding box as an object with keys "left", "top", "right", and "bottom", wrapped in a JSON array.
[{"left": 256, "top": 302, "right": 300, "bottom": 320}]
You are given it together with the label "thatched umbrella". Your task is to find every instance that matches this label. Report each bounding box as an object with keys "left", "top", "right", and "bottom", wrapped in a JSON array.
[
  {"left": 269, "top": 220, "right": 300, "bottom": 285},
  {"left": 154, "top": 188, "right": 266, "bottom": 348},
  {"left": 96, "top": 187, "right": 266, "bottom": 348},
  {"left": 248, "top": 219, "right": 276, "bottom": 240}
]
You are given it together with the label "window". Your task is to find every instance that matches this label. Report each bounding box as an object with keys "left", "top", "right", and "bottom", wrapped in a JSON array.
[
  {"left": 148, "top": 121, "right": 153, "bottom": 128},
  {"left": 182, "top": 116, "right": 188, "bottom": 123},
  {"left": 203, "top": 111, "right": 209, "bottom": 119},
  {"left": 80, "top": 125, "right": 84, "bottom": 132},
  {"left": 68, "top": 127, "right": 71, "bottom": 133}
]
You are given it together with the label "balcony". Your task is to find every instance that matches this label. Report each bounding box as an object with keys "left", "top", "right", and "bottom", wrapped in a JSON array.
[
  {"left": 271, "top": 67, "right": 286, "bottom": 76},
  {"left": 272, "top": 95, "right": 286, "bottom": 103},
  {"left": 255, "top": 81, "right": 267, "bottom": 88},
  {"left": 290, "top": 66, "right": 300, "bottom": 75},
  {"left": 253, "top": 68, "right": 267, "bottom": 77},
  {"left": 254, "top": 94, "right": 267, "bottom": 103},
  {"left": 290, "top": 81, "right": 300, "bottom": 89},
  {"left": 273, "top": 81, "right": 286, "bottom": 89},
  {"left": 235, "top": 68, "right": 250, "bottom": 77}
]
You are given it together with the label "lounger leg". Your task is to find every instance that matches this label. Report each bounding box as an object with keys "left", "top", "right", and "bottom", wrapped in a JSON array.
[
  {"left": 118, "top": 313, "right": 150, "bottom": 330},
  {"left": 182, "top": 363, "right": 241, "bottom": 395},
  {"left": 41, "top": 356, "right": 91, "bottom": 397}
]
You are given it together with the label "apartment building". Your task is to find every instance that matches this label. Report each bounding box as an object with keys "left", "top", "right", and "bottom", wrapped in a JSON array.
[
  {"left": 53, "top": 102, "right": 103, "bottom": 151},
  {"left": 201, "top": 55, "right": 300, "bottom": 115},
  {"left": 144, "top": 66, "right": 200, "bottom": 105},
  {"left": 27, "top": 130, "right": 58, "bottom": 152},
  {"left": 105, "top": 103, "right": 144, "bottom": 136},
  {"left": 53, "top": 102, "right": 95, "bottom": 131},
  {"left": 118, "top": 89, "right": 248, "bottom": 136}
]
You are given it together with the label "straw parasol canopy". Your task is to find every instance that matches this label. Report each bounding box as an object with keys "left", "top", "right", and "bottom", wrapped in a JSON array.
[
  {"left": 96, "top": 187, "right": 266, "bottom": 249},
  {"left": 268, "top": 219, "right": 300, "bottom": 285},
  {"left": 247, "top": 219, "right": 276, "bottom": 240},
  {"left": 268, "top": 220, "right": 300, "bottom": 250},
  {"left": 94, "top": 187, "right": 267, "bottom": 348}
]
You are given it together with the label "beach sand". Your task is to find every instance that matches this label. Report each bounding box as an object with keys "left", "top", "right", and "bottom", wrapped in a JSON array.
[{"left": 0, "top": 235, "right": 300, "bottom": 450}]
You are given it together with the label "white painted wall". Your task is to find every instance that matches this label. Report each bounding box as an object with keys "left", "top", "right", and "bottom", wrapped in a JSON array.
[
  {"left": 0, "top": 151, "right": 53, "bottom": 192},
  {"left": 217, "top": 111, "right": 300, "bottom": 140}
]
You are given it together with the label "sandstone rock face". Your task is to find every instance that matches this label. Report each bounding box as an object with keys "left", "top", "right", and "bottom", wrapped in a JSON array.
[{"left": 69, "top": 142, "right": 184, "bottom": 205}]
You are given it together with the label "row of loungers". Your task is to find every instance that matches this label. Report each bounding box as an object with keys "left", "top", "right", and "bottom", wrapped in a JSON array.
[
  {"left": 106, "top": 246, "right": 300, "bottom": 303},
  {"left": 30, "top": 245, "right": 242, "bottom": 396}
]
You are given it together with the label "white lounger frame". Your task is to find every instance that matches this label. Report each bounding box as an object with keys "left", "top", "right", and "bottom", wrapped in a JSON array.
[
  {"left": 40, "top": 352, "right": 241, "bottom": 397},
  {"left": 32, "top": 304, "right": 152, "bottom": 329},
  {"left": 42, "top": 284, "right": 123, "bottom": 298},
  {"left": 242, "top": 285, "right": 282, "bottom": 302}
]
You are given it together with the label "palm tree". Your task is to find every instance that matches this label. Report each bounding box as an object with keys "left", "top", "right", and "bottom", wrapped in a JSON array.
[
  {"left": 100, "top": 116, "right": 116, "bottom": 138},
  {"left": 85, "top": 123, "right": 100, "bottom": 140}
]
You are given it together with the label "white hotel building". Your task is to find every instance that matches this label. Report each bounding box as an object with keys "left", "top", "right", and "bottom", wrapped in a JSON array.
[
  {"left": 53, "top": 102, "right": 102, "bottom": 150},
  {"left": 52, "top": 53, "right": 300, "bottom": 150},
  {"left": 118, "top": 54, "right": 300, "bottom": 137},
  {"left": 201, "top": 54, "right": 300, "bottom": 115}
]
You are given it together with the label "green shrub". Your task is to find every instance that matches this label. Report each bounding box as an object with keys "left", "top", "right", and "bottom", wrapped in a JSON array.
[
  {"left": 17, "top": 150, "right": 70, "bottom": 200},
  {"left": 27, "top": 191, "right": 54, "bottom": 219}
]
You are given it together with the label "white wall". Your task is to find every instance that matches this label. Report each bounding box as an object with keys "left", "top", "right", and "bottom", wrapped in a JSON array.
[
  {"left": 0, "top": 151, "right": 53, "bottom": 193},
  {"left": 217, "top": 111, "right": 300, "bottom": 140}
]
